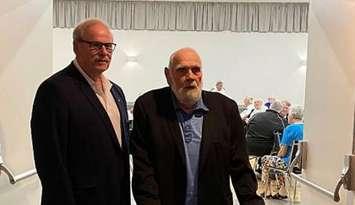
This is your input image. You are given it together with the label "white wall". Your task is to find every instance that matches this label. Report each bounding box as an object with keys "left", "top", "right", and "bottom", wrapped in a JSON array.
[
  {"left": 302, "top": 0, "right": 355, "bottom": 204},
  {"left": 0, "top": 1, "right": 52, "bottom": 205},
  {"left": 54, "top": 29, "right": 308, "bottom": 105}
]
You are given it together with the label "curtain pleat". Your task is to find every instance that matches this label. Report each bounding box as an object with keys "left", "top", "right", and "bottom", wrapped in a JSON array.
[{"left": 53, "top": 0, "right": 308, "bottom": 33}]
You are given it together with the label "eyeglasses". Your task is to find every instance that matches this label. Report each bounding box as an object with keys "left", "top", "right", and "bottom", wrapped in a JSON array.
[{"left": 79, "top": 39, "right": 117, "bottom": 53}]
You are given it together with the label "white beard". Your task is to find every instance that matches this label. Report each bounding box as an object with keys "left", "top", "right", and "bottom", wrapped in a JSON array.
[{"left": 174, "top": 86, "right": 201, "bottom": 107}]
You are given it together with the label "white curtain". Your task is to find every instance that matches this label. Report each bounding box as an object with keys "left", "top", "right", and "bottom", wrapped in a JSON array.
[{"left": 53, "top": 0, "right": 308, "bottom": 33}]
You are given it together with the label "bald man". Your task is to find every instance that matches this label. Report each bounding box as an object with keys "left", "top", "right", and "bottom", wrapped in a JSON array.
[
  {"left": 131, "top": 48, "right": 264, "bottom": 205},
  {"left": 31, "top": 19, "right": 130, "bottom": 205}
]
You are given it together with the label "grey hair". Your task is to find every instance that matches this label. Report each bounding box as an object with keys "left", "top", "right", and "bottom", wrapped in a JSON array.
[
  {"left": 281, "top": 100, "right": 292, "bottom": 107},
  {"left": 216, "top": 81, "right": 223, "bottom": 85},
  {"left": 270, "top": 101, "right": 283, "bottom": 113},
  {"left": 290, "top": 106, "right": 304, "bottom": 120},
  {"left": 72, "top": 18, "right": 110, "bottom": 41}
]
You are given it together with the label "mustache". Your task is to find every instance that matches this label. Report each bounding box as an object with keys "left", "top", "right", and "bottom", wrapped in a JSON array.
[
  {"left": 94, "top": 58, "right": 110, "bottom": 63},
  {"left": 184, "top": 81, "right": 198, "bottom": 88}
]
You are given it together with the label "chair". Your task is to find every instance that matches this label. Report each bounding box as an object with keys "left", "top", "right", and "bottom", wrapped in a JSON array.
[
  {"left": 262, "top": 141, "right": 302, "bottom": 200},
  {"left": 249, "top": 132, "right": 282, "bottom": 178},
  {"left": 286, "top": 141, "right": 303, "bottom": 199},
  {"left": 249, "top": 155, "right": 262, "bottom": 180}
]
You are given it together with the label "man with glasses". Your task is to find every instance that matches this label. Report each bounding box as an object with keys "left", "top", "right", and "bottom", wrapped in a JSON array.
[{"left": 31, "top": 19, "right": 130, "bottom": 205}]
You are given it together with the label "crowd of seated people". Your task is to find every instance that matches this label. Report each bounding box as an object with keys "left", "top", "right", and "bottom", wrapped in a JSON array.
[
  {"left": 238, "top": 96, "right": 303, "bottom": 200},
  {"left": 259, "top": 106, "right": 304, "bottom": 199}
]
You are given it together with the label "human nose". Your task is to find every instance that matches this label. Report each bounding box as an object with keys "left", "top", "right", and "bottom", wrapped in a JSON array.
[
  {"left": 185, "top": 68, "right": 195, "bottom": 78},
  {"left": 184, "top": 71, "right": 194, "bottom": 82}
]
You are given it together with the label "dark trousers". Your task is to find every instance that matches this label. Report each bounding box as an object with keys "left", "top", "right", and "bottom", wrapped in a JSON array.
[{"left": 247, "top": 141, "right": 273, "bottom": 157}]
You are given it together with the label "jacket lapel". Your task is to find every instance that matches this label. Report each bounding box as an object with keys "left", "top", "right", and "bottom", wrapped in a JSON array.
[
  {"left": 111, "top": 86, "right": 129, "bottom": 151},
  {"left": 69, "top": 65, "right": 122, "bottom": 150},
  {"left": 168, "top": 114, "right": 187, "bottom": 168},
  {"left": 163, "top": 89, "right": 187, "bottom": 168},
  {"left": 198, "top": 94, "right": 215, "bottom": 175}
]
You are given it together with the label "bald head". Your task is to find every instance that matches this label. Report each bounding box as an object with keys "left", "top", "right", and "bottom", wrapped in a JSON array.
[{"left": 168, "top": 47, "right": 201, "bottom": 70}]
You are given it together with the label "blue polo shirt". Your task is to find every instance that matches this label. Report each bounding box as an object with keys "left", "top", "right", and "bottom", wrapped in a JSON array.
[
  {"left": 172, "top": 96, "right": 209, "bottom": 205},
  {"left": 280, "top": 123, "right": 304, "bottom": 165}
]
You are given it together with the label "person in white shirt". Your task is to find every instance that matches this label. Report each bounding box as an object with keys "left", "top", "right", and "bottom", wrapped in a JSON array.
[
  {"left": 239, "top": 96, "right": 253, "bottom": 113},
  {"left": 210, "top": 81, "right": 227, "bottom": 96},
  {"left": 241, "top": 98, "right": 266, "bottom": 123}
]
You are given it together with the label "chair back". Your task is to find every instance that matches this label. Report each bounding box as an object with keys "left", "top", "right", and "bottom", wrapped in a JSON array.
[
  {"left": 288, "top": 141, "right": 302, "bottom": 174},
  {"left": 270, "top": 131, "right": 281, "bottom": 155}
]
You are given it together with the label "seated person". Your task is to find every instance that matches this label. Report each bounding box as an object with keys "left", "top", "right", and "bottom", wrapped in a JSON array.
[
  {"left": 280, "top": 100, "right": 292, "bottom": 120},
  {"left": 246, "top": 101, "right": 286, "bottom": 156},
  {"left": 264, "top": 96, "right": 276, "bottom": 109},
  {"left": 239, "top": 96, "right": 254, "bottom": 113},
  {"left": 241, "top": 98, "right": 266, "bottom": 123},
  {"left": 259, "top": 106, "right": 304, "bottom": 199}
]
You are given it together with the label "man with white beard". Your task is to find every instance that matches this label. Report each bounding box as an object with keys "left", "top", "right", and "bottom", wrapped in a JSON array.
[{"left": 131, "top": 47, "right": 264, "bottom": 205}]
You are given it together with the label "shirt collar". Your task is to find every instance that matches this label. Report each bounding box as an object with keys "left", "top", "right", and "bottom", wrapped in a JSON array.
[
  {"left": 73, "top": 59, "right": 112, "bottom": 94},
  {"left": 170, "top": 90, "right": 209, "bottom": 114}
]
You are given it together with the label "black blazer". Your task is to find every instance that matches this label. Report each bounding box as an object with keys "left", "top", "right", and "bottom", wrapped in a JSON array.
[
  {"left": 131, "top": 87, "right": 264, "bottom": 205},
  {"left": 31, "top": 63, "right": 130, "bottom": 205}
]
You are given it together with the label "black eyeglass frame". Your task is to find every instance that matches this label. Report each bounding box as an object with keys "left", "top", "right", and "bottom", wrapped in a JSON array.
[{"left": 78, "top": 39, "right": 117, "bottom": 53}]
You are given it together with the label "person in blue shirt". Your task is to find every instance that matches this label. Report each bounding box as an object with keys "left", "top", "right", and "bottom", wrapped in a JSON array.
[{"left": 259, "top": 106, "right": 304, "bottom": 199}]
